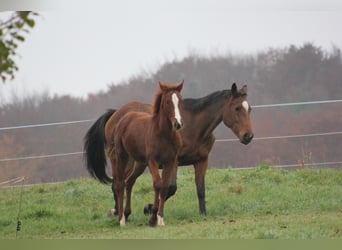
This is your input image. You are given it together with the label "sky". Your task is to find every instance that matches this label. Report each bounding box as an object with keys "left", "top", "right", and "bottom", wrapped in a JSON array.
[{"left": 1, "top": 0, "right": 342, "bottom": 104}]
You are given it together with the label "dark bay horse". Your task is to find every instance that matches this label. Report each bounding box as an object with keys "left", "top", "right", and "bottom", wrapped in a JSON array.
[
  {"left": 84, "top": 83, "right": 253, "bottom": 220},
  {"left": 111, "top": 81, "right": 184, "bottom": 226}
]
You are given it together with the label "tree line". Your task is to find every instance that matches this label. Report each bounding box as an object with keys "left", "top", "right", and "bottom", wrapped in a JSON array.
[{"left": 1, "top": 43, "right": 341, "bottom": 183}]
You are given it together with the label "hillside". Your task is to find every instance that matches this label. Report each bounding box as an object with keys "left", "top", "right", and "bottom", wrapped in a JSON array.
[{"left": 0, "top": 43, "right": 342, "bottom": 183}]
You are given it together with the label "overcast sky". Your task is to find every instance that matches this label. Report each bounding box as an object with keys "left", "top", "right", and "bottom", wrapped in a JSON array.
[{"left": 1, "top": 0, "right": 342, "bottom": 103}]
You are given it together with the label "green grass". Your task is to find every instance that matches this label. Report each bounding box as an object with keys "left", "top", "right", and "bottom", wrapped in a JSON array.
[{"left": 1, "top": 166, "right": 341, "bottom": 239}]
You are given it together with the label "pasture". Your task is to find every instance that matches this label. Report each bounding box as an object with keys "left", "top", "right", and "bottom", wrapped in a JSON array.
[{"left": 0, "top": 166, "right": 341, "bottom": 239}]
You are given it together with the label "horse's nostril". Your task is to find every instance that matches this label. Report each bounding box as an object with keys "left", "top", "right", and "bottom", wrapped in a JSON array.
[
  {"left": 174, "top": 121, "right": 183, "bottom": 130},
  {"left": 243, "top": 133, "right": 253, "bottom": 142}
]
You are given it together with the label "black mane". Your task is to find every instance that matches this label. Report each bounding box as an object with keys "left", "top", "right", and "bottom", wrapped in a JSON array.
[
  {"left": 183, "top": 90, "right": 230, "bottom": 113},
  {"left": 183, "top": 88, "right": 247, "bottom": 113}
]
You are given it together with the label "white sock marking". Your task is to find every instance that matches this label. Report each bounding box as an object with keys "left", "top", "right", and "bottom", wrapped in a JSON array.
[
  {"left": 242, "top": 101, "right": 249, "bottom": 112},
  {"left": 172, "top": 93, "right": 182, "bottom": 125},
  {"left": 120, "top": 216, "right": 126, "bottom": 226},
  {"left": 157, "top": 214, "right": 165, "bottom": 226}
]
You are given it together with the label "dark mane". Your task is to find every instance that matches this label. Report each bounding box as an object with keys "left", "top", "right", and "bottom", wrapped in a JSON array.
[
  {"left": 183, "top": 90, "right": 230, "bottom": 113},
  {"left": 183, "top": 88, "right": 247, "bottom": 113},
  {"left": 152, "top": 87, "right": 163, "bottom": 117}
]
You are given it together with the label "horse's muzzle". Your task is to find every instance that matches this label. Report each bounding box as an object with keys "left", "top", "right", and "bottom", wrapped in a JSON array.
[
  {"left": 174, "top": 121, "right": 183, "bottom": 130},
  {"left": 241, "top": 133, "right": 253, "bottom": 145}
]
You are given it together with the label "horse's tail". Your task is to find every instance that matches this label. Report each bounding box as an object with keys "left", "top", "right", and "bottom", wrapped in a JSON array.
[{"left": 83, "top": 109, "right": 116, "bottom": 184}]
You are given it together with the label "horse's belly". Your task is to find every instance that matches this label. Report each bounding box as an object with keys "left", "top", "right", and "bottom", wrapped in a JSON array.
[
  {"left": 178, "top": 146, "right": 210, "bottom": 165},
  {"left": 178, "top": 154, "right": 201, "bottom": 166}
]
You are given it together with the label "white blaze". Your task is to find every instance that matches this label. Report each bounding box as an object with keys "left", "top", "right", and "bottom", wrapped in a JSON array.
[
  {"left": 172, "top": 93, "right": 182, "bottom": 124},
  {"left": 242, "top": 101, "right": 249, "bottom": 112}
]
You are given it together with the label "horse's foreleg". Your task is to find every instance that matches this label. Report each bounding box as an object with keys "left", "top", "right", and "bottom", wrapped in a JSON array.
[
  {"left": 157, "top": 162, "right": 178, "bottom": 226},
  {"left": 147, "top": 160, "right": 162, "bottom": 227},
  {"left": 165, "top": 169, "right": 178, "bottom": 201},
  {"left": 143, "top": 165, "right": 177, "bottom": 215},
  {"left": 124, "top": 161, "right": 146, "bottom": 220},
  {"left": 194, "top": 158, "right": 209, "bottom": 216}
]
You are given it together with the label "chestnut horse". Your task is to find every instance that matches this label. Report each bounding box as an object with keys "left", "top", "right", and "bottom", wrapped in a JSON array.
[
  {"left": 111, "top": 81, "right": 184, "bottom": 226},
  {"left": 84, "top": 83, "right": 253, "bottom": 220}
]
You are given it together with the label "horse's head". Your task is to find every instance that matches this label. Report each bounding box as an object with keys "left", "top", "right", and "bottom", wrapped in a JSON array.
[
  {"left": 155, "top": 80, "right": 184, "bottom": 130},
  {"left": 223, "top": 83, "right": 254, "bottom": 145}
]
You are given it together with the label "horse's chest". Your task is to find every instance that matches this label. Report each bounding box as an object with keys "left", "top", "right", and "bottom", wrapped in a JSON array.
[{"left": 147, "top": 137, "right": 180, "bottom": 164}]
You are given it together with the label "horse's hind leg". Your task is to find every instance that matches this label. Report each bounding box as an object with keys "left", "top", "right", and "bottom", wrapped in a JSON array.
[
  {"left": 124, "top": 161, "right": 146, "bottom": 220},
  {"left": 113, "top": 152, "right": 128, "bottom": 226},
  {"left": 108, "top": 177, "right": 118, "bottom": 217},
  {"left": 113, "top": 176, "right": 125, "bottom": 226},
  {"left": 194, "top": 158, "right": 209, "bottom": 216},
  {"left": 107, "top": 155, "right": 119, "bottom": 217}
]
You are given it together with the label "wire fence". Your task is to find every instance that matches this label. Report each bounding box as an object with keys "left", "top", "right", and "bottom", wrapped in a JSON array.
[
  {"left": 0, "top": 98, "right": 341, "bottom": 187},
  {"left": 0, "top": 98, "right": 341, "bottom": 131},
  {"left": 0, "top": 131, "right": 342, "bottom": 163},
  {"left": 0, "top": 119, "right": 93, "bottom": 131}
]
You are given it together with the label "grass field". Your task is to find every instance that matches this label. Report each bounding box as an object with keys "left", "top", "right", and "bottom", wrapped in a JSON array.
[{"left": 1, "top": 166, "right": 341, "bottom": 239}]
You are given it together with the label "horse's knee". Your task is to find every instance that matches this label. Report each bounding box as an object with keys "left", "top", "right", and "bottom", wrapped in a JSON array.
[{"left": 153, "top": 180, "right": 162, "bottom": 191}]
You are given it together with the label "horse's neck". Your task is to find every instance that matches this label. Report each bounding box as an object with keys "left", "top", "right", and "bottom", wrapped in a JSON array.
[
  {"left": 199, "top": 102, "right": 224, "bottom": 138},
  {"left": 184, "top": 95, "right": 225, "bottom": 139},
  {"left": 153, "top": 113, "right": 175, "bottom": 139}
]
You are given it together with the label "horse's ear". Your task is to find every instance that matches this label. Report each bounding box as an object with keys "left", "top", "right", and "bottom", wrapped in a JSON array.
[
  {"left": 231, "top": 83, "right": 238, "bottom": 97},
  {"left": 159, "top": 81, "right": 167, "bottom": 91},
  {"left": 176, "top": 80, "right": 184, "bottom": 91},
  {"left": 241, "top": 85, "right": 248, "bottom": 94}
]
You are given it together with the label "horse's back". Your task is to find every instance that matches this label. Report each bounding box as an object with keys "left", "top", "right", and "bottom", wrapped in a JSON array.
[{"left": 105, "top": 102, "right": 151, "bottom": 145}]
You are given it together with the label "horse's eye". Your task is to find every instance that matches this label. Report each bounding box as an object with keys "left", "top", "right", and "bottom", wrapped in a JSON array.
[
  {"left": 235, "top": 106, "right": 241, "bottom": 112},
  {"left": 166, "top": 100, "right": 170, "bottom": 105}
]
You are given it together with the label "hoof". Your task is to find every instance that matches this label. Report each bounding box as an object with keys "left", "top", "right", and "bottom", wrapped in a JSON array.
[
  {"left": 149, "top": 220, "right": 157, "bottom": 227},
  {"left": 148, "top": 216, "right": 157, "bottom": 227},
  {"left": 200, "top": 211, "right": 207, "bottom": 216},
  {"left": 107, "top": 208, "right": 117, "bottom": 217},
  {"left": 143, "top": 204, "right": 153, "bottom": 215}
]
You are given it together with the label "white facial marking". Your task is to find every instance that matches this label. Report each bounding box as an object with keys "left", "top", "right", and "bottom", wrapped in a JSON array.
[
  {"left": 242, "top": 101, "right": 249, "bottom": 112},
  {"left": 172, "top": 93, "right": 182, "bottom": 124}
]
